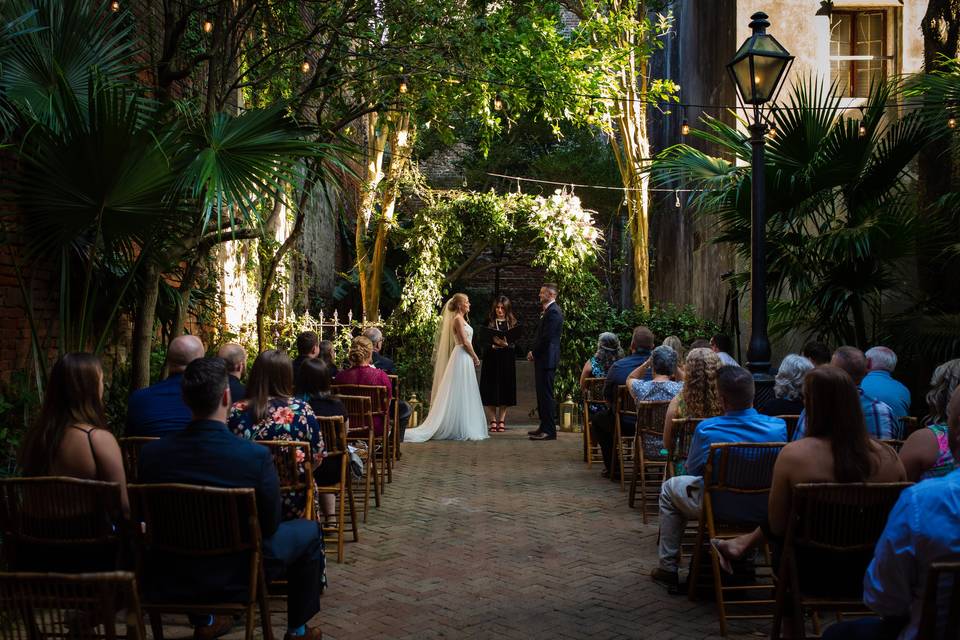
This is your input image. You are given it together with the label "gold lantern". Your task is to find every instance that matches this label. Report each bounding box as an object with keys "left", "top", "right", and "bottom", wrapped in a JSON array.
[
  {"left": 559, "top": 395, "right": 577, "bottom": 432},
  {"left": 408, "top": 393, "right": 421, "bottom": 427}
]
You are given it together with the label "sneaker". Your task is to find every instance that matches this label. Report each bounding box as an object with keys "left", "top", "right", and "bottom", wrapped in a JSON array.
[
  {"left": 194, "top": 616, "right": 234, "bottom": 640},
  {"left": 650, "top": 568, "right": 680, "bottom": 592},
  {"left": 284, "top": 626, "right": 323, "bottom": 640}
]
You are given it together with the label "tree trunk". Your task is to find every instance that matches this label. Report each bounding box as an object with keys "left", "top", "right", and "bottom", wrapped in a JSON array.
[{"left": 131, "top": 261, "right": 161, "bottom": 390}]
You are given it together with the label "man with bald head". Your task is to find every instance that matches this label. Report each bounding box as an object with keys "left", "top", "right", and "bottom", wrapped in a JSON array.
[
  {"left": 217, "top": 343, "right": 247, "bottom": 402},
  {"left": 126, "top": 335, "right": 206, "bottom": 437}
]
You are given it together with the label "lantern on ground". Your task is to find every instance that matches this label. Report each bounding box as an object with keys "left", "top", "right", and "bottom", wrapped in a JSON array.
[{"left": 559, "top": 395, "right": 577, "bottom": 432}]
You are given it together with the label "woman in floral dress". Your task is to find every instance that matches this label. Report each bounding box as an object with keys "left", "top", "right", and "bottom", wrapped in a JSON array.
[{"left": 228, "top": 349, "right": 324, "bottom": 521}]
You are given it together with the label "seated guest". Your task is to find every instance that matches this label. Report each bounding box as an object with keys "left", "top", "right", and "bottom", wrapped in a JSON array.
[
  {"left": 710, "top": 334, "right": 738, "bottom": 367},
  {"left": 651, "top": 366, "right": 787, "bottom": 592},
  {"left": 863, "top": 346, "right": 911, "bottom": 418},
  {"left": 591, "top": 327, "right": 655, "bottom": 478},
  {"left": 296, "top": 358, "right": 346, "bottom": 523},
  {"left": 363, "top": 327, "right": 394, "bottom": 374},
  {"left": 318, "top": 340, "right": 338, "bottom": 378},
  {"left": 689, "top": 338, "right": 712, "bottom": 350},
  {"left": 821, "top": 385, "right": 960, "bottom": 640},
  {"left": 333, "top": 336, "right": 393, "bottom": 437},
  {"left": 139, "top": 358, "right": 324, "bottom": 640},
  {"left": 793, "top": 346, "right": 899, "bottom": 441},
  {"left": 19, "top": 353, "right": 128, "bottom": 515},
  {"left": 579, "top": 332, "right": 623, "bottom": 388},
  {"left": 228, "top": 350, "right": 324, "bottom": 521},
  {"left": 217, "top": 342, "right": 247, "bottom": 402},
  {"left": 662, "top": 348, "right": 723, "bottom": 461},
  {"left": 899, "top": 358, "right": 960, "bottom": 482},
  {"left": 627, "top": 345, "right": 682, "bottom": 402},
  {"left": 363, "top": 326, "right": 412, "bottom": 441},
  {"left": 802, "top": 340, "right": 832, "bottom": 367},
  {"left": 714, "top": 366, "right": 905, "bottom": 576},
  {"left": 126, "top": 335, "right": 205, "bottom": 436},
  {"left": 292, "top": 331, "right": 319, "bottom": 387},
  {"left": 662, "top": 336, "right": 685, "bottom": 378},
  {"left": 757, "top": 354, "right": 813, "bottom": 416}
]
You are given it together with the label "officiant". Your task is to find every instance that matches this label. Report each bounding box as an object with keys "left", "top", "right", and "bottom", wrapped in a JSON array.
[{"left": 480, "top": 295, "right": 519, "bottom": 432}]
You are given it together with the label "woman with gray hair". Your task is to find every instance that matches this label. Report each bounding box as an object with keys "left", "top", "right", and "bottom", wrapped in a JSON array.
[
  {"left": 627, "top": 345, "right": 683, "bottom": 402},
  {"left": 579, "top": 332, "right": 624, "bottom": 387},
  {"left": 757, "top": 354, "right": 814, "bottom": 416}
]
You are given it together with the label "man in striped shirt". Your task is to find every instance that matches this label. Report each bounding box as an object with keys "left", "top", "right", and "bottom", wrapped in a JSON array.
[{"left": 792, "top": 346, "right": 899, "bottom": 441}]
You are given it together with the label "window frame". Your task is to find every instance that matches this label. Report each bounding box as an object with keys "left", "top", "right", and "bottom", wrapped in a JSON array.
[{"left": 829, "top": 9, "right": 893, "bottom": 98}]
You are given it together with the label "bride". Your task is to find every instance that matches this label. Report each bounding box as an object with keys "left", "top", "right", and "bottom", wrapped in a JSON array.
[{"left": 404, "top": 293, "right": 489, "bottom": 442}]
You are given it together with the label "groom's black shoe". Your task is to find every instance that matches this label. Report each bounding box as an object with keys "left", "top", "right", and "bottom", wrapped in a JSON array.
[
  {"left": 529, "top": 432, "right": 556, "bottom": 441},
  {"left": 527, "top": 429, "right": 543, "bottom": 436}
]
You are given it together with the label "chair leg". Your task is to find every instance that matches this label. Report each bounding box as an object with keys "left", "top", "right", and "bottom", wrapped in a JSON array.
[
  {"left": 628, "top": 438, "right": 640, "bottom": 508},
  {"left": 336, "top": 485, "right": 346, "bottom": 562},
  {"left": 361, "top": 456, "right": 371, "bottom": 523},
  {"left": 583, "top": 412, "right": 591, "bottom": 464},
  {"left": 688, "top": 518, "right": 706, "bottom": 601},
  {"left": 346, "top": 480, "right": 359, "bottom": 542},
  {"left": 709, "top": 539, "right": 729, "bottom": 636},
  {"left": 371, "top": 457, "right": 381, "bottom": 508},
  {"left": 257, "top": 572, "right": 274, "bottom": 640},
  {"left": 148, "top": 613, "right": 164, "bottom": 640}
]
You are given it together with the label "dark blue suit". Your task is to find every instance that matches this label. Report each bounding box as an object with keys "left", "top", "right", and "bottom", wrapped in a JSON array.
[
  {"left": 532, "top": 302, "right": 563, "bottom": 436},
  {"left": 138, "top": 420, "right": 324, "bottom": 628},
  {"left": 126, "top": 374, "right": 192, "bottom": 437}
]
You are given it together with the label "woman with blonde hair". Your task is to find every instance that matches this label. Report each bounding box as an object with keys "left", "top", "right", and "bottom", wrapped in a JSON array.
[
  {"left": 662, "top": 347, "right": 722, "bottom": 456},
  {"left": 404, "top": 293, "right": 488, "bottom": 442},
  {"left": 330, "top": 336, "right": 393, "bottom": 437},
  {"left": 899, "top": 357, "right": 960, "bottom": 481}
]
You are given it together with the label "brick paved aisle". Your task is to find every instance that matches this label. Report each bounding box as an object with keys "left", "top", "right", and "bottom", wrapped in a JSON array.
[{"left": 318, "top": 428, "right": 761, "bottom": 640}]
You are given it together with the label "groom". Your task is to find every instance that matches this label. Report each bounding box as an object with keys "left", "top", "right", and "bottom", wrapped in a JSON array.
[{"left": 527, "top": 283, "right": 563, "bottom": 441}]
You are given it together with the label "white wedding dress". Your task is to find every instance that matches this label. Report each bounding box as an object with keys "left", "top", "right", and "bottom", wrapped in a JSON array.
[{"left": 404, "top": 316, "right": 489, "bottom": 442}]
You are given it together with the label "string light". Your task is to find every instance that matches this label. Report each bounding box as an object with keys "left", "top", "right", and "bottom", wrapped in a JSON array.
[
  {"left": 858, "top": 122, "right": 867, "bottom": 137},
  {"left": 680, "top": 118, "right": 690, "bottom": 136},
  {"left": 767, "top": 107, "right": 778, "bottom": 138},
  {"left": 109, "top": 1, "right": 120, "bottom": 12},
  {"left": 949, "top": 116, "right": 957, "bottom": 130},
  {"left": 300, "top": 60, "right": 312, "bottom": 74},
  {"left": 493, "top": 93, "right": 504, "bottom": 111},
  {"left": 398, "top": 75, "right": 409, "bottom": 94},
  {"left": 202, "top": 16, "right": 214, "bottom": 33}
]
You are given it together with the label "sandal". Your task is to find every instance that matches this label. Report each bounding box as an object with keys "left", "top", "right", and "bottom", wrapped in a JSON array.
[
  {"left": 489, "top": 421, "right": 498, "bottom": 433},
  {"left": 496, "top": 421, "right": 506, "bottom": 432}
]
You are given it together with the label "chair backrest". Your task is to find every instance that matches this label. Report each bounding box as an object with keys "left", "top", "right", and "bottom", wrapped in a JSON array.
[
  {"left": 616, "top": 385, "right": 636, "bottom": 419},
  {"left": 128, "top": 484, "right": 261, "bottom": 556},
  {"left": 704, "top": 442, "right": 784, "bottom": 525},
  {"left": 258, "top": 441, "right": 313, "bottom": 517},
  {"left": 777, "top": 415, "right": 801, "bottom": 442},
  {"left": 333, "top": 384, "right": 388, "bottom": 416},
  {"left": 919, "top": 561, "right": 960, "bottom": 640},
  {"left": 581, "top": 377, "right": 607, "bottom": 406},
  {"left": 0, "top": 571, "right": 145, "bottom": 640},
  {"left": 636, "top": 401, "right": 671, "bottom": 434},
  {"left": 784, "top": 482, "right": 912, "bottom": 598},
  {"left": 317, "top": 416, "right": 347, "bottom": 457},
  {"left": 387, "top": 374, "right": 399, "bottom": 397},
  {"left": 337, "top": 394, "right": 374, "bottom": 433},
  {"left": 118, "top": 437, "right": 160, "bottom": 483},
  {"left": 667, "top": 418, "right": 703, "bottom": 470},
  {"left": 0, "top": 477, "right": 123, "bottom": 571},
  {"left": 899, "top": 416, "right": 920, "bottom": 437}
]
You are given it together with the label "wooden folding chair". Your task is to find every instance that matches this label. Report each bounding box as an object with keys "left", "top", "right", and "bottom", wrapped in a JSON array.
[
  {"left": 613, "top": 385, "right": 637, "bottom": 491},
  {"left": 777, "top": 415, "right": 800, "bottom": 442},
  {"left": 581, "top": 377, "right": 607, "bottom": 465},
  {"left": 336, "top": 394, "right": 380, "bottom": 521},
  {"left": 0, "top": 571, "right": 146, "bottom": 640},
  {"left": 259, "top": 440, "right": 314, "bottom": 521},
  {"left": 118, "top": 437, "right": 159, "bottom": 483},
  {"left": 772, "top": 482, "right": 913, "bottom": 639},
  {"left": 315, "top": 416, "right": 358, "bottom": 562},
  {"left": 628, "top": 400, "right": 671, "bottom": 520},
  {"left": 0, "top": 477, "right": 124, "bottom": 572},
  {"left": 899, "top": 416, "right": 920, "bottom": 437},
  {"left": 128, "top": 484, "right": 273, "bottom": 640},
  {"left": 665, "top": 418, "right": 703, "bottom": 480},
  {"left": 387, "top": 374, "right": 401, "bottom": 464},
  {"left": 688, "top": 442, "right": 784, "bottom": 636},
  {"left": 919, "top": 561, "right": 960, "bottom": 639},
  {"left": 334, "top": 383, "right": 391, "bottom": 491}
]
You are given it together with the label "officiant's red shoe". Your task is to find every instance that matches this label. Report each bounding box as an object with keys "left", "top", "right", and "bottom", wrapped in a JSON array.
[
  {"left": 529, "top": 432, "right": 556, "bottom": 441},
  {"left": 489, "top": 421, "right": 498, "bottom": 433},
  {"left": 496, "top": 421, "right": 506, "bottom": 432}
]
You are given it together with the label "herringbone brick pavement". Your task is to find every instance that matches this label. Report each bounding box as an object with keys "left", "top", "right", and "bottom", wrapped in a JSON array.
[{"left": 312, "top": 428, "right": 763, "bottom": 640}]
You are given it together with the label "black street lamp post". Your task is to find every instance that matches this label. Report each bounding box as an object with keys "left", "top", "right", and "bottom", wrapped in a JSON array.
[{"left": 726, "top": 11, "right": 793, "bottom": 378}]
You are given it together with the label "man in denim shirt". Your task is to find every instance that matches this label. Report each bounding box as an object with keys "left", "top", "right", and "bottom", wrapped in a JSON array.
[{"left": 651, "top": 366, "right": 787, "bottom": 592}]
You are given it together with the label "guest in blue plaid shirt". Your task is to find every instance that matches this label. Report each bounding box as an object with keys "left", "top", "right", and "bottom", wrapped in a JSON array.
[{"left": 792, "top": 346, "right": 899, "bottom": 441}]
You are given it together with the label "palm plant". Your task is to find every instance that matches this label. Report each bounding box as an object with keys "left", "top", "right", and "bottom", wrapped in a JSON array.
[{"left": 652, "top": 78, "right": 929, "bottom": 348}]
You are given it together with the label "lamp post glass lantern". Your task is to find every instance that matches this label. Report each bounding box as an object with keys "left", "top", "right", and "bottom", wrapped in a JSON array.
[{"left": 726, "top": 12, "right": 793, "bottom": 378}]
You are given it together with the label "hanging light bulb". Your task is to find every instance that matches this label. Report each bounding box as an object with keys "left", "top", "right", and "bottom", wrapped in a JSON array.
[
  {"left": 202, "top": 16, "right": 214, "bottom": 33},
  {"left": 493, "top": 93, "right": 504, "bottom": 111},
  {"left": 398, "top": 75, "right": 409, "bottom": 94},
  {"left": 858, "top": 122, "right": 867, "bottom": 137},
  {"left": 680, "top": 118, "right": 691, "bottom": 136},
  {"left": 767, "top": 107, "right": 778, "bottom": 138},
  {"left": 949, "top": 116, "right": 957, "bottom": 130},
  {"left": 301, "top": 60, "right": 312, "bottom": 74},
  {"left": 109, "top": 1, "right": 120, "bottom": 12}
]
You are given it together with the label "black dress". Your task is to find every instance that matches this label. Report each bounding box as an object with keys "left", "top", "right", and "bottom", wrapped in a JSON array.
[
  {"left": 479, "top": 320, "right": 517, "bottom": 407},
  {"left": 306, "top": 393, "right": 346, "bottom": 486}
]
